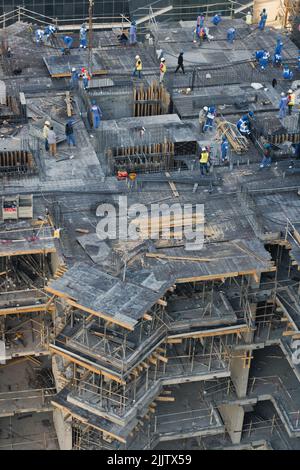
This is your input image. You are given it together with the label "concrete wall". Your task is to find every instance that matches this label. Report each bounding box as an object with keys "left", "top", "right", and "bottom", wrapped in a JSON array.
[
  {"left": 53, "top": 408, "right": 72, "bottom": 450},
  {"left": 219, "top": 403, "right": 245, "bottom": 444}
]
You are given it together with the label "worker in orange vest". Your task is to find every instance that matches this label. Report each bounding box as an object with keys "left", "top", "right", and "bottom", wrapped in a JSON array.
[{"left": 159, "top": 58, "right": 167, "bottom": 83}]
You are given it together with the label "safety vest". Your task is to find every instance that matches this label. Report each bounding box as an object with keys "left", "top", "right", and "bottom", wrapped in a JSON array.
[
  {"left": 136, "top": 60, "right": 142, "bottom": 71},
  {"left": 160, "top": 63, "right": 166, "bottom": 73},
  {"left": 288, "top": 94, "right": 295, "bottom": 106},
  {"left": 245, "top": 13, "right": 252, "bottom": 25},
  {"left": 200, "top": 151, "right": 209, "bottom": 164}
]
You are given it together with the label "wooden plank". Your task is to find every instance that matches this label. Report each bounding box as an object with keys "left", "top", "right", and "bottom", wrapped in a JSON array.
[
  {"left": 165, "top": 172, "right": 179, "bottom": 197},
  {"left": 156, "top": 396, "right": 175, "bottom": 402}
]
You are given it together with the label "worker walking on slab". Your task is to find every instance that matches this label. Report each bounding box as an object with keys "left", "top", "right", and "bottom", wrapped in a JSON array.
[
  {"left": 258, "top": 9, "right": 267, "bottom": 30},
  {"left": 44, "top": 24, "right": 56, "bottom": 42},
  {"left": 175, "top": 51, "right": 185, "bottom": 74},
  {"left": 43, "top": 120, "right": 50, "bottom": 151},
  {"left": 199, "top": 106, "right": 208, "bottom": 132},
  {"left": 129, "top": 20, "right": 137, "bottom": 45},
  {"left": 199, "top": 146, "right": 210, "bottom": 175},
  {"left": 70, "top": 67, "right": 80, "bottom": 89},
  {"left": 279, "top": 92, "right": 288, "bottom": 119},
  {"left": 48, "top": 126, "right": 58, "bottom": 158},
  {"left": 221, "top": 136, "right": 229, "bottom": 163},
  {"left": 159, "top": 58, "right": 167, "bottom": 83},
  {"left": 65, "top": 119, "right": 76, "bottom": 147},
  {"left": 132, "top": 55, "right": 142, "bottom": 78},
  {"left": 90, "top": 100, "right": 102, "bottom": 129},
  {"left": 203, "top": 106, "right": 216, "bottom": 132},
  {"left": 35, "top": 28, "right": 44, "bottom": 45},
  {"left": 287, "top": 89, "right": 295, "bottom": 115},
  {"left": 79, "top": 23, "right": 88, "bottom": 49},
  {"left": 81, "top": 68, "right": 90, "bottom": 90}
]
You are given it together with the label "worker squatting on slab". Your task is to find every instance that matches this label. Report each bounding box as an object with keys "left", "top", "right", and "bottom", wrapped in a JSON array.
[{"left": 132, "top": 55, "right": 142, "bottom": 78}]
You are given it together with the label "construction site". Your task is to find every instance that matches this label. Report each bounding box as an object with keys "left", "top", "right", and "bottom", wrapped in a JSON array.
[{"left": 0, "top": 0, "right": 300, "bottom": 452}]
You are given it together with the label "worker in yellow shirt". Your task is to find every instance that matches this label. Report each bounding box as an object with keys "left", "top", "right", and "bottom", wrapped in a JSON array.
[
  {"left": 287, "top": 89, "right": 295, "bottom": 115},
  {"left": 245, "top": 11, "right": 252, "bottom": 25},
  {"left": 159, "top": 58, "right": 167, "bottom": 83},
  {"left": 132, "top": 55, "right": 142, "bottom": 78},
  {"left": 199, "top": 146, "right": 210, "bottom": 175}
]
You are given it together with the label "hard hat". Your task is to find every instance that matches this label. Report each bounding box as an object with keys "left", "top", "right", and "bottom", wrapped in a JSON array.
[
  {"left": 247, "top": 11, "right": 251, "bottom": 14},
  {"left": 81, "top": 67, "right": 85, "bottom": 72},
  {"left": 288, "top": 89, "right": 293, "bottom": 93},
  {"left": 161, "top": 57, "right": 165, "bottom": 62},
  {"left": 203, "top": 106, "right": 208, "bottom": 111},
  {"left": 248, "top": 111, "right": 254, "bottom": 117},
  {"left": 202, "top": 146, "right": 206, "bottom": 151},
  {"left": 72, "top": 67, "right": 76, "bottom": 72},
  {"left": 45, "top": 120, "right": 50, "bottom": 126},
  {"left": 135, "top": 55, "right": 140, "bottom": 59},
  {"left": 281, "top": 92, "right": 285, "bottom": 96}
]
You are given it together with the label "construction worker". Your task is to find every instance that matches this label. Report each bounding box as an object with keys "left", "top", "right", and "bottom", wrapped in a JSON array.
[
  {"left": 44, "top": 24, "right": 56, "bottom": 42},
  {"left": 90, "top": 100, "right": 102, "bottom": 129},
  {"left": 63, "top": 35, "right": 73, "bottom": 49},
  {"left": 199, "top": 146, "right": 210, "bottom": 175},
  {"left": 199, "top": 106, "right": 208, "bottom": 131},
  {"left": 273, "top": 52, "right": 282, "bottom": 66},
  {"left": 118, "top": 29, "right": 128, "bottom": 46},
  {"left": 287, "top": 89, "right": 295, "bottom": 115},
  {"left": 47, "top": 126, "right": 58, "bottom": 158},
  {"left": 275, "top": 37, "right": 283, "bottom": 56},
  {"left": 260, "top": 143, "right": 272, "bottom": 168},
  {"left": 279, "top": 92, "right": 288, "bottom": 119},
  {"left": 175, "top": 51, "right": 185, "bottom": 74},
  {"left": 259, "top": 51, "right": 270, "bottom": 70},
  {"left": 70, "top": 67, "right": 79, "bottom": 89},
  {"left": 81, "top": 68, "right": 90, "bottom": 90},
  {"left": 255, "top": 49, "right": 265, "bottom": 61},
  {"left": 43, "top": 120, "right": 50, "bottom": 151},
  {"left": 129, "top": 20, "right": 137, "bottom": 45},
  {"left": 227, "top": 27, "right": 236, "bottom": 44},
  {"left": 237, "top": 115, "right": 251, "bottom": 136},
  {"left": 159, "top": 58, "right": 167, "bottom": 84},
  {"left": 283, "top": 64, "right": 293, "bottom": 80},
  {"left": 221, "top": 136, "right": 229, "bottom": 163},
  {"left": 79, "top": 23, "right": 88, "bottom": 49},
  {"left": 212, "top": 14, "right": 221, "bottom": 26},
  {"left": 65, "top": 119, "right": 76, "bottom": 146},
  {"left": 245, "top": 11, "right": 252, "bottom": 25},
  {"left": 258, "top": 8, "right": 267, "bottom": 30},
  {"left": 13, "top": 332, "right": 25, "bottom": 347},
  {"left": 35, "top": 28, "right": 44, "bottom": 44},
  {"left": 298, "top": 50, "right": 300, "bottom": 71},
  {"left": 132, "top": 55, "right": 142, "bottom": 78},
  {"left": 203, "top": 106, "right": 216, "bottom": 132}
]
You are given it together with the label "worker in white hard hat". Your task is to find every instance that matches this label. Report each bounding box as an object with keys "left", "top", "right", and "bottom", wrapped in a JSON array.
[
  {"left": 70, "top": 67, "right": 79, "bottom": 89},
  {"left": 132, "top": 55, "right": 142, "bottom": 78},
  {"left": 199, "top": 106, "right": 208, "bottom": 131},
  {"left": 159, "top": 57, "right": 167, "bottom": 83},
  {"left": 43, "top": 120, "right": 51, "bottom": 152},
  {"left": 199, "top": 146, "right": 210, "bottom": 175},
  {"left": 245, "top": 11, "right": 252, "bottom": 25},
  {"left": 287, "top": 89, "right": 295, "bottom": 115}
]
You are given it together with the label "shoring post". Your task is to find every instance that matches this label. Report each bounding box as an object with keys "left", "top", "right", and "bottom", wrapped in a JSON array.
[
  {"left": 3, "top": 11, "right": 5, "bottom": 29},
  {"left": 18, "top": 6, "right": 21, "bottom": 22},
  {"left": 296, "top": 410, "right": 300, "bottom": 428}
]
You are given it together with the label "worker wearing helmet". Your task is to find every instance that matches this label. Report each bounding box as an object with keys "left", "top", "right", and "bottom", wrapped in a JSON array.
[
  {"left": 132, "top": 55, "right": 142, "bottom": 78},
  {"left": 245, "top": 11, "right": 252, "bottom": 25},
  {"left": 43, "top": 120, "right": 51, "bottom": 151},
  {"left": 279, "top": 92, "right": 288, "bottom": 119},
  {"left": 287, "top": 89, "right": 295, "bottom": 115},
  {"left": 221, "top": 136, "right": 229, "bottom": 163},
  {"left": 199, "top": 146, "right": 210, "bottom": 175},
  {"left": 159, "top": 58, "right": 167, "bottom": 83}
]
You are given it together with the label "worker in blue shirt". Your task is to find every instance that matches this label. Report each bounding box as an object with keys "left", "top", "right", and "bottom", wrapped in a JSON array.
[
  {"left": 70, "top": 67, "right": 80, "bottom": 89},
  {"left": 35, "top": 28, "right": 44, "bottom": 44},
  {"left": 278, "top": 92, "right": 288, "bottom": 118},
  {"left": 227, "top": 27, "right": 236, "bottom": 44},
  {"left": 273, "top": 52, "right": 282, "bottom": 66},
  {"left": 282, "top": 64, "right": 293, "bottom": 80},
  {"left": 212, "top": 14, "right": 221, "bottom": 26},
  {"left": 221, "top": 136, "right": 229, "bottom": 162},
  {"left": 44, "top": 25, "right": 56, "bottom": 42},
  {"left": 79, "top": 23, "right": 88, "bottom": 49},
  {"left": 255, "top": 50, "right": 265, "bottom": 61},
  {"left": 259, "top": 51, "right": 270, "bottom": 70},
  {"left": 129, "top": 21, "right": 137, "bottom": 45},
  {"left": 203, "top": 106, "right": 216, "bottom": 132},
  {"left": 90, "top": 100, "right": 102, "bottom": 129},
  {"left": 275, "top": 37, "right": 283, "bottom": 55},
  {"left": 258, "top": 9, "right": 267, "bottom": 30},
  {"left": 62, "top": 35, "right": 73, "bottom": 55},
  {"left": 237, "top": 115, "right": 251, "bottom": 136}
]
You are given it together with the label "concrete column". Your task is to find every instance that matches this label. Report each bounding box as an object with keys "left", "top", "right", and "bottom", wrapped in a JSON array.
[
  {"left": 53, "top": 408, "right": 72, "bottom": 450},
  {"left": 230, "top": 349, "right": 251, "bottom": 398},
  {"left": 253, "top": 0, "right": 281, "bottom": 24},
  {"left": 219, "top": 404, "right": 245, "bottom": 444}
]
